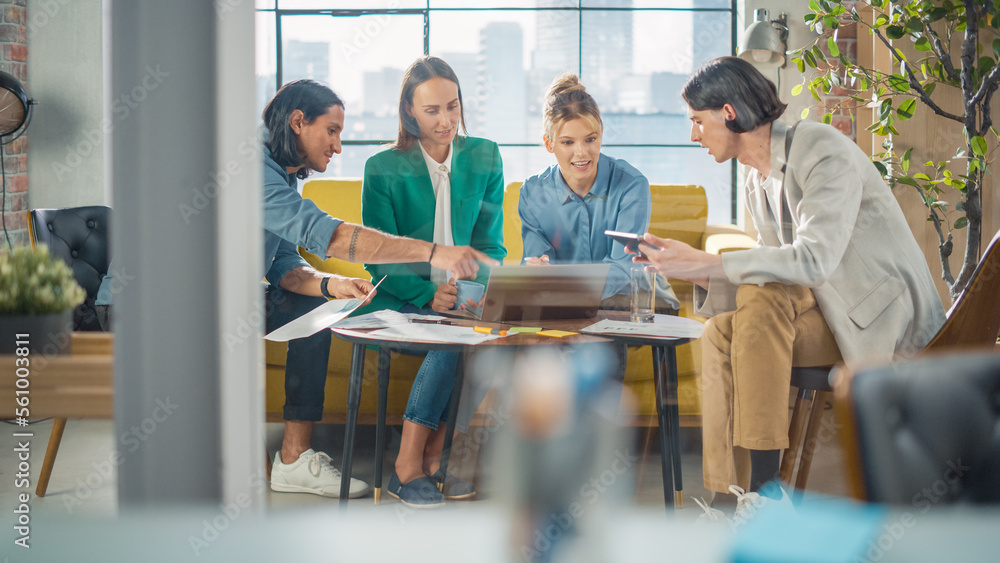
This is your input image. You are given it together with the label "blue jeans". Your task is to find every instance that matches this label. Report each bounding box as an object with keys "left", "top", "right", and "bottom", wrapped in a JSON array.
[
  {"left": 399, "top": 304, "right": 490, "bottom": 432},
  {"left": 265, "top": 285, "right": 330, "bottom": 422}
]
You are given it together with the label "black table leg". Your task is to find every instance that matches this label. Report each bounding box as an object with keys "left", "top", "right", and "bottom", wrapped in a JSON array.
[
  {"left": 340, "top": 342, "right": 366, "bottom": 505},
  {"left": 374, "top": 347, "right": 390, "bottom": 505},
  {"left": 664, "top": 345, "right": 683, "bottom": 507},
  {"left": 652, "top": 346, "right": 675, "bottom": 510},
  {"left": 438, "top": 350, "right": 466, "bottom": 487}
]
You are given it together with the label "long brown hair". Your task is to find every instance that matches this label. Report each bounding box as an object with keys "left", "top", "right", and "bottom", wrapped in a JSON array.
[
  {"left": 542, "top": 73, "right": 602, "bottom": 144},
  {"left": 263, "top": 80, "right": 344, "bottom": 179},
  {"left": 391, "top": 56, "right": 467, "bottom": 152}
]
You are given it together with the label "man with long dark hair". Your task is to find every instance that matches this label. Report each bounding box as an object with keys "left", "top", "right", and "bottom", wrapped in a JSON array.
[
  {"left": 635, "top": 57, "right": 944, "bottom": 521},
  {"left": 261, "top": 79, "right": 495, "bottom": 498}
]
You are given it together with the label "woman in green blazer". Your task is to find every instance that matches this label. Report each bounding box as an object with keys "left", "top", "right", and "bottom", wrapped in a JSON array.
[{"left": 362, "top": 56, "right": 506, "bottom": 508}]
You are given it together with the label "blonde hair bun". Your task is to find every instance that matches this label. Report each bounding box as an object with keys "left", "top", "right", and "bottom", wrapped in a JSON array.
[
  {"left": 541, "top": 73, "right": 602, "bottom": 141},
  {"left": 545, "top": 73, "right": 587, "bottom": 100}
]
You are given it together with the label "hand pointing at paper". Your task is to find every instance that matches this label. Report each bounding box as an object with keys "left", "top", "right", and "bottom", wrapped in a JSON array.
[{"left": 328, "top": 276, "right": 376, "bottom": 306}]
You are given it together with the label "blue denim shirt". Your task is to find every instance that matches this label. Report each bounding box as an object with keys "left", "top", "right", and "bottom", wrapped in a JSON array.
[
  {"left": 262, "top": 147, "right": 343, "bottom": 286},
  {"left": 518, "top": 153, "right": 676, "bottom": 307}
]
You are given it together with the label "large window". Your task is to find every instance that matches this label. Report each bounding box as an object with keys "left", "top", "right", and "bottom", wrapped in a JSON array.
[{"left": 256, "top": 0, "right": 737, "bottom": 223}]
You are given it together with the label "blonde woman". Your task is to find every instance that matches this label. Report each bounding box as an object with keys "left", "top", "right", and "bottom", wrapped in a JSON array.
[{"left": 519, "top": 74, "right": 678, "bottom": 311}]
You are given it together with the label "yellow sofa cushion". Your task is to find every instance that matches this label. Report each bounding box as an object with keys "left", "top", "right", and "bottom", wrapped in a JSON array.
[
  {"left": 296, "top": 178, "right": 369, "bottom": 280},
  {"left": 502, "top": 182, "right": 524, "bottom": 265}
]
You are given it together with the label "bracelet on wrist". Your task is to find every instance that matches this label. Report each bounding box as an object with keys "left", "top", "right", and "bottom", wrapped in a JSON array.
[
  {"left": 320, "top": 276, "right": 334, "bottom": 299},
  {"left": 428, "top": 243, "right": 437, "bottom": 263}
]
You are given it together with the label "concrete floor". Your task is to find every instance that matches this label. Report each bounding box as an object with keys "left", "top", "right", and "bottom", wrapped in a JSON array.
[{"left": 0, "top": 397, "right": 849, "bottom": 520}]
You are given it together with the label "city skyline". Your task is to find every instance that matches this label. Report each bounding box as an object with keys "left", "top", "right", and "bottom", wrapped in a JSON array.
[{"left": 254, "top": 2, "right": 735, "bottom": 223}]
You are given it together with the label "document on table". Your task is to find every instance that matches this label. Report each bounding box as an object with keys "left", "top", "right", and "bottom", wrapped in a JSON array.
[
  {"left": 333, "top": 323, "right": 505, "bottom": 345},
  {"left": 330, "top": 309, "right": 414, "bottom": 330},
  {"left": 581, "top": 316, "right": 704, "bottom": 339},
  {"left": 264, "top": 276, "right": 385, "bottom": 342}
]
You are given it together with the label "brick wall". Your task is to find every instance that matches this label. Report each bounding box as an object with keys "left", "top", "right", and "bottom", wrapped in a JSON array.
[{"left": 0, "top": 0, "right": 25, "bottom": 249}]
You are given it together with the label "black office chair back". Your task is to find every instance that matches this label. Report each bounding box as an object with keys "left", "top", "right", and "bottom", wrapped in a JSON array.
[
  {"left": 29, "top": 206, "right": 111, "bottom": 331},
  {"left": 847, "top": 352, "right": 1000, "bottom": 504}
]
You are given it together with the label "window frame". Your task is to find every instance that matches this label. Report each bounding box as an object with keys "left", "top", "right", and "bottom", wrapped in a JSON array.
[{"left": 257, "top": 1, "right": 739, "bottom": 221}]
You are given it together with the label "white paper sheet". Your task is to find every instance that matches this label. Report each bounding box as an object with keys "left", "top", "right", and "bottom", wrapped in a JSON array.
[
  {"left": 581, "top": 316, "right": 704, "bottom": 339},
  {"left": 333, "top": 323, "right": 504, "bottom": 345},
  {"left": 264, "top": 276, "right": 385, "bottom": 342},
  {"left": 329, "top": 310, "right": 415, "bottom": 330}
]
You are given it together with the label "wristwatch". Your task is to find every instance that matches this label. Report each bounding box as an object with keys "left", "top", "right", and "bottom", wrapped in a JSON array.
[{"left": 320, "top": 276, "right": 334, "bottom": 299}]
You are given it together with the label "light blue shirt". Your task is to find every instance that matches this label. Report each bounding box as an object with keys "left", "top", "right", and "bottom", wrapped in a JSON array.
[
  {"left": 262, "top": 146, "right": 343, "bottom": 286},
  {"left": 518, "top": 153, "right": 677, "bottom": 307}
]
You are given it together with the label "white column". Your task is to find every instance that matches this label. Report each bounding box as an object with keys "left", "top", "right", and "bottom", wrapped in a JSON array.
[{"left": 111, "top": 0, "right": 262, "bottom": 507}]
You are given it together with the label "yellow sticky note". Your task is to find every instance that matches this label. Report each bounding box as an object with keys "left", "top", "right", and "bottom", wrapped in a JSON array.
[
  {"left": 537, "top": 329, "right": 578, "bottom": 338},
  {"left": 509, "top": 327, "right": 542, "bottom": 334}
]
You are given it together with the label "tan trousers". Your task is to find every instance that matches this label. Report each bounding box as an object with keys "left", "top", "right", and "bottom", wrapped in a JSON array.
[{"left": 701, "top": 283, "right": 842, "bottom": 493}]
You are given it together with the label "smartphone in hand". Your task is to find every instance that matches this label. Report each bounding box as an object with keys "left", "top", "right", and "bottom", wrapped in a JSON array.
[{"left": 605, "top": 230, "right": 647, "bottom": 259}]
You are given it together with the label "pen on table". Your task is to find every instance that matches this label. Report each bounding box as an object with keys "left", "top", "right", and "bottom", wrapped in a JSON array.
[
  {"left": 411, "top": 319, "right": 458, "bottom": 325},
  {"left": 473, "top": 326, "right": 508, "bottom": 336}
]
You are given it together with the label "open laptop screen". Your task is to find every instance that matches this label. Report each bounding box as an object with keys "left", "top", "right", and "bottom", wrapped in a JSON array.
[{"left": 479, "top": 264, "right": 611, "bottom": 323}]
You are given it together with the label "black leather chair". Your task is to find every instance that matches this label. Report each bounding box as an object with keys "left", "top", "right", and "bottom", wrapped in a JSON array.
[
  {"left": 837, "top": 351, "right": 1000, "bottom": 504},
  {"left": 28, "top": 206, "right": 111, "bottom": 331}
]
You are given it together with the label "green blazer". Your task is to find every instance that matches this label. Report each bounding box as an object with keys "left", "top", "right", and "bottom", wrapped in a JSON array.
[{"left": 361, "top": 136, "right": 507, "bottom": 312}]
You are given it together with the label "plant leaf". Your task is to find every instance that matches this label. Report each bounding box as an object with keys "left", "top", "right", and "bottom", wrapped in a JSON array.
[
  {"left": 897, "top": 98, "right": 917, "bottom": 120},
  {"left": 954, "top": 217, "right": 969, "bottom": 229},
  {"left": 888, "top": 74, "right": 910, "bottom": 92},
  {"left": 971, "top": 135, "right": 988, "bottom": 155},
  {"left": 801, "top": 107, "right": 811, "bottom": 119},
  {"left": 886, "top": 25, "right": 906, "bottom": 40},
  {"left": 828, "top": 37, "right": 840, "bottom": 57}
]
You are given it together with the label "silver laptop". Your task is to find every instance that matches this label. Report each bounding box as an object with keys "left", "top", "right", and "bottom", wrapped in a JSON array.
[{"left": 464, "top": 264, "right": 610, "bottom": 323}]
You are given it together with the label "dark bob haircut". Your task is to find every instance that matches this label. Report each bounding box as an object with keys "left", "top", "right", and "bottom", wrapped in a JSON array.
[
  {"left": 392, "top": 56, "right": 467, "bottom": 152},
  {"left": 263, "top": 79, "right": 344, "bottom": 180},
  {"left": 682, "top": 57, "right": 786, "bottom": 133}
]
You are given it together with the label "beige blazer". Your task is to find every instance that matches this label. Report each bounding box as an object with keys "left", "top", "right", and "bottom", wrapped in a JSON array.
[{"left": 695, "top": 120, "right": 946, "bottom": 364}]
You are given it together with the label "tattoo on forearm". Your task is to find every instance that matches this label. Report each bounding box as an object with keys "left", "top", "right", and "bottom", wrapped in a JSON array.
[{"left": 348, "top": 225, "right": 360, "bottom": 262}]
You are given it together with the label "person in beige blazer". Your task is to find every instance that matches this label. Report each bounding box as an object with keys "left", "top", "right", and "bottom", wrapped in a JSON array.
[{"left": 635, "top": 57, "right": 946, "bottom": 518}]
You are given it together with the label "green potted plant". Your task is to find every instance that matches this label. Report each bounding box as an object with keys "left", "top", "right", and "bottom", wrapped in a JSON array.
[
  {"left": 0, "top": 244, "right": 86, "bottom": 355},
  {"left": 792, "top": 0, "right": 996, "bottom": 302}
]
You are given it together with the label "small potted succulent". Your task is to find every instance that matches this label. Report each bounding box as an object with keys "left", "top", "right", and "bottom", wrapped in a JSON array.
[{"left": 0, "top": 244, "right": 85, "bottom": 355}]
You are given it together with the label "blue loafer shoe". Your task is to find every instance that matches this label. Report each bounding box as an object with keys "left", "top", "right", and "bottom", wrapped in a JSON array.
[
  {"left": 431, "top": 469, "right": 477, "bottom": 500},
  {"left": 387, "top": 471, "right": 445, "bottom": 509}
]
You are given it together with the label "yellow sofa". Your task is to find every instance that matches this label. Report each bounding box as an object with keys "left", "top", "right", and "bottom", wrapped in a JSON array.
[{"left": 264, "top": 179, "right": 753, "bottom": 426}]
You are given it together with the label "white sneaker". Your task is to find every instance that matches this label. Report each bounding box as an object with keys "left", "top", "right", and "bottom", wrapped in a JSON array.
[
  {"left": 270, "top": 448, "right": 371, "bottom": 499},
  {"left": 729, "top": 484, "right": 793, "bottom": 527},
  {"left": 693, "top": 496, "right": 731, "bottom": 527}
]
